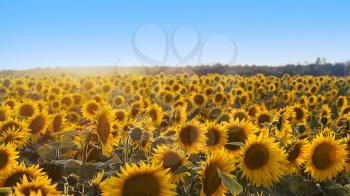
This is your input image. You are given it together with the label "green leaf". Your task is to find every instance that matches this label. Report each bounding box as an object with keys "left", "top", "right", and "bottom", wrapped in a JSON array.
[
  {"left": 328, "top": 183, "right": 344, "bottom": 190},
  {"left": 217, "top": 169, "right": 243, "bottom": 195},
  {"left": 172, "top": 166, "right": 188, "bottom": 175},
  {"left": 53, "top": 130, "right": 80, "bottom": 137},
  {"left": 225, "top": 142, "right": 244, "bottom": 147}
]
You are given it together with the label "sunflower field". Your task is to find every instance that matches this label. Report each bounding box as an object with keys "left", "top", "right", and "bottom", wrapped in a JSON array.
[{"left": 2, "top": 73, "right": 350, "bottom": 195}]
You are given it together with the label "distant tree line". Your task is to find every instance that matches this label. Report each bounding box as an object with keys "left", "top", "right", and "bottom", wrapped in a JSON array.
[
  {"left": 141, "top": 62, "right": 350, "bottom": 76},
  {"left": 1, "top": 61, "right": 350, "bottom": 76}
]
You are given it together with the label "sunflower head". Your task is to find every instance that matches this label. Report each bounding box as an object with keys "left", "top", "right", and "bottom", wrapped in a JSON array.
[
  {"left": 305, "top": 133, "right": 347, "bottom": 181},
  {"left": 153, "top": 145, "right": 188, "bottom": 184},
  {"left": 0, "top": 143, "right": 19, "bottom": 174},
  {"left": 14, "top": 175, "right": 60, "bottom": 196},
  {"left": 82, "top": 100, "right": 101, "bottom": 118},
  {"left": 94, "top": 105, "right": 115, "bottom": 156},
  {"left": 198, "top": 148, "right": 236, "bottom": 196},
  {"left": 205, "top": 122, "right": 227, "bottom": 151},
  {"left": 0, "top": 162, "right": 45, "bottom": 187},
  {"left": 239, "top": 134, "right": 287, "bottom": 187},
  {"left": 102, "top": 162, "right": 176, "bottom": 196},
  {"left": 27, "top": 112, "right": 50, "bottom": 141},
  {"left": 176, "top": 121, "right": 206, "bottom": 153},
  {"left": 16, "top": 100, "right": 39, "bottom": 118},
  {"left": 224, "top": 119, "right": 256, "bottom": 155}
]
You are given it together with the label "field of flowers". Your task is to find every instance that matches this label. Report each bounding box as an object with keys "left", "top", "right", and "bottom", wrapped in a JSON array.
[{"left": 1, "top": 73, "right": 350, "bottom": 195}]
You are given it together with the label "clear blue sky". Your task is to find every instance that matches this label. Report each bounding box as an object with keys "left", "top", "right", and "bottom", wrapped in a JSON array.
[{"left": 0, "top": 0, "right": 349, "bottom": 69}]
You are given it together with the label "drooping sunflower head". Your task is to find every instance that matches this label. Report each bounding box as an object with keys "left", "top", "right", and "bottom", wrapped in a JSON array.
[
  {"left": 153, "top": 145, "right": 188, "bottom": 184},
  {"left": 239, "top": 134, "right": 287, "bottom": 187},
  {"left": 94, "top": 105, "right": 115, "bottom": 157},
  {"left": 198, "top": 148, "right": 236, "bottom": 196},
  {"left": 16, "top": 100, "right": 39, "bottom": 118},
  {"left": 0, "top": 143, "right": 19, "bottom": 174},
  {"left": 305, "top": 133, "right": 347, "bottom": 181},
  {"left": 204, "top": 121, "right": 227, "bottom": 151},
  {"left": 224, "top": 119, "right": 257, "bottom": 155},
  {"left": 176, "top": 121, "right": 206, "bottom": 153},
  {"left": 102, "top": 162, "right": 176, "bottom": 196},
  {"left": 0, "top": 162, "right": 45, "bottom": 188}
]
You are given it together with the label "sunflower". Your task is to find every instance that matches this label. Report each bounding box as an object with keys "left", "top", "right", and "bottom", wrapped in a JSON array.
[
  {"left": 93, "top": 105, "right": 115, "bottom": 156},
  {"left": 305, "top": 133, "right": 347, "bottom": 181},
  {"left": 102, "top": 162, "right": 176, "bottom": 196},
  {"left": 291, "top": 103, "right": 309, "bottom": 123},
  {"left": 72, "top": 93, "right": 84, "bottom": 107},
  {"left": 0, "top": 127, "right": 30, "bottom": 149},
  {"left": 0, "top": 104, "right": 11, "bottom": 122},
  {"left": 0, "top": 162, "right": 45, "bottom": 187},
  {"left": 0, "top": 143, "right": 19, "bottom": 174},
  {"left": 27, "top": 112, "right": 50, "bottom": 141},
  {"left": 82, "top": 99, "right": 101, "bottom": 119},
  {"left": 112, "top": 95, "right": 125, "bottom": 107},
  {"left": 336, "top": 96, "right": 348, "bottom": 108},
  {"left": 129, "top": 101, "right": 144, "bottom": 117},
  {"left": 60, "top": 95, "right": 74, "bottom": 110},
  {"left": 89, "top": 171, "right": 110, "bottom": 196},
  {"left": 14, "top": 175, "right": 60, "bottom": 196},
  {"left": 100, "top": 82, "right": 113, "bottom": 94},
  {"left": 239, "top": 134, "right": 287, "bottom": 187},
  {"left": 285, "top": 140, "right": 308, "bottom": 174},
  {"left": 0, "top": 118, "right": 27, "bottom": 133},
  {"left": 148, "top": 104, "right": 164, "bottom": 126},
  {"left": 255, "top": 109, "right": 274, "bottom": 127},
  {"left": 247, "top": 104, "right": 262, "bottom": 118},
  {"left": 224, "top": 119, "right": 256, "bottom": 155},
  {"left": 198, "top": 148, "right": 236, "bottom": 196},
  {"left": 3, "top": 98, "right": 16, "bottom": 109},
  {"left": 191, "top": 93, "right": 207, "bottom": 108},
  {"left": 205, "top": 122, "right": 227, "bottom": 151},
  {"left": 343, "top": 134, "right": 350, "bottom": 174},
  {"left": 340, "top": 105, "right": 350, "bottom": 116},
  {"left": 176, "top": 121, "right": 206, "bottom": 153},
  {"left": 230, "top": 109, "right": 250, "bottom": 122},
  {"left": 15, "top": 100, "right": 39, "bottom": 118},
  {"left": 50, "top": 110, "right": 67, "bottom": 133},
  {"left": 50, "top": 100, "right": 61, "bottom": 112},
  {"left": 153, "top": 145, "right": 188, "bottom": 184},
  {"left": 172, "top": 106, "right": 187, "bottom": 125},
  {"left": 114, "top": 109, "right": 129, "bottom": 124}
]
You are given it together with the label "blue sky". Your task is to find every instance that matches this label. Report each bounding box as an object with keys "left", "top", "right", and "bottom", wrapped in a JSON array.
[{"left": 0, "top": 0, "right": 349, "bottom": 69}]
